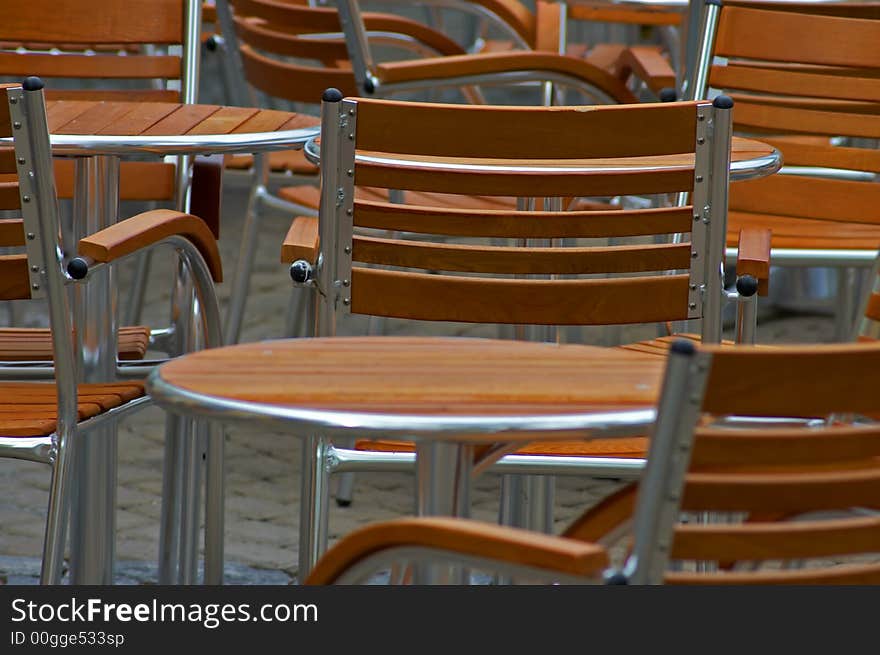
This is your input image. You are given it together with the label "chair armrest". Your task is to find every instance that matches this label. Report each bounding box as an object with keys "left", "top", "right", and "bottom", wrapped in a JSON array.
[
  {"left": 736, "top": 227, "right": 771, "bottom": 296},
  {"left": 304, "top": 517, "right": 609, "bottom": 585},
  {"left": 618, "top": 46, "right": 676, "bottom": 96},
  {"left": 77, "top": 209, "right": 222, "bottom": 282},
  {"left": 190, "top": 154, "right": 224, "bottom": 239},
  {"left": 376, "top": 52, "right": 639, "bottom": 103},
  {"left": 465, "top": 0, "right": 536, "bottom": 46},
  {"left": 362, "top": 13, "right": 468, "bottom": 57},
  {"left": 281, "top": 216, "right": 319, "bottom": 264}
]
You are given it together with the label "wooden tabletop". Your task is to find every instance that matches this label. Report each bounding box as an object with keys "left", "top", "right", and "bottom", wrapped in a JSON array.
[
  {"left": 45, "top": 100, "right": 318, "bottom": 137},
  {"left": 154, "top": 336, "right": 665, "bottom": 416}
]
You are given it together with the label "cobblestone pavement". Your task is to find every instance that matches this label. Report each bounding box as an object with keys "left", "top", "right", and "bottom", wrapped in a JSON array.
[{"left": 0, "top": 162, "right": 842, "bottom": 585}]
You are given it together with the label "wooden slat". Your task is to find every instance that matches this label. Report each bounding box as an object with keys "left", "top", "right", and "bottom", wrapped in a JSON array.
[
  {"left": 568, "top": 1, "right": 681, "bottom": 26},
  {"left": 701, "top": 342, "right": 880, "bottom": 417},
  {"left": 51, "top": 101, "right": 139, "bottom": 135},
  {"left": 231, "top": 108, "right": 297, "bottom": 135},
  {"left": 681, "top": 467, "right": 880, "bottom": 513},
  {"left": 0, "top": 219, "right": 24, "bottom": 247},
  {"left": 0, "top": 0, "right": 184, "bottom": 44},
  {"left": 97, "top": 103, "right": 181, "bottom": 135},
  {"left": 0, "top": 85, "right": 12, "bottom": 137},
  {"left": 692, "top": 424, "right": 880, "bottom": 468},
  {"left": 45, "top": 89, "right": 180, "bottom": 103},
  {"left": 351, "top": 268, "right": 690, "bottom": 325},
  {"left": 0, "top": 148, "right": 15, "bottom": 174},
  {"left": 140, "top": 104, "right": 221, "bottom": 136},
  {"left": 52, "top": 160, "right": 176, "bottom": 201},
  {"left": 865, "top": 292, "right": 880, "bottom": 322},
  {"left": 353, "top": 236, "right": 691, "bottom": 275},
  {"left": 760, "top": 137, "right": 880, "bottom": 173},
  {"left": 355, "top": 158, "right": 694, "bottom": 197},
  {"left": 232, "top": 0, "right": 344, "bottom": 34},
  {"left": 186, "top": 106, "right": 259, "bottom": 135},
  {"left": 234, "top": 16, "right": 349, "bottom": 63},
  {"left": 239, "top": 45, "right": 358, "bottom": 103},
  {"left": 0, "top": 52, "right": 181, "bottom": 79},
  {"left": 46, "top": 100, "right": 99, "bottom": 131},
  {"left": 714, "top": 6, "right": 880, "bottom": 68},
  {"left": 0, "top": 180, "right": 20, "bottom": 210},
  {"left": 0, "top": 254, "right": 31, "bottom": 300},
  {"left": 666, "top": 562, "right": 880, "bottom": 585},
  {"left": 732, "top": 98, "right": 880, "bottom": 138},
  {"left": 351, "top": 97, "right": 699, "bottom": 159},
  {"left": 353, "top": 200, "right": 693, "bottom": 238},
  {"left": 281, "top": 216, "right": 319, "bottom": 263},
  {"left": 727, "top": 210, "right": 880, "bottom": 250},
  {"left": 711, "top": 63, "right": 880, "bottom": 103},
  {"left": 729, "top": 175, "right": 880, "bottom": 224}
]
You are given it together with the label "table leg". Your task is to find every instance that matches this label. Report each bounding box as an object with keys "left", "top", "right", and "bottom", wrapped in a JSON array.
[
  {"left": 69, "top": 155, "right": 120, "bottom": 585},
  {"left": 414, "top": 442, "right": 474, "bottom": 584},
  {"left": 298, "top": 435, "right": 330, "bottom": 582}
]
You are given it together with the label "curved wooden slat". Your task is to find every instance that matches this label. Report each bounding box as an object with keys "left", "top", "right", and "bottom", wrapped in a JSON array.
[
  {"left": 714, "top": 6, "right": 880, "bottom": 69},
  {"left": 665, "top": 561, "right": 880, "bottom": 585},
  {"left": 0, "top": 52, "right": 181, "bottom": 80},
  {"left": 234, "top": 17, "right": 349, "bottom": 63},
  {"left": 759, "top": 138, "right": 880, "bottom": 173},
  {"left": 239, "top": 44, "right": 358, "bottom": 103},
  {"left": 353, "top": 236, "right": 692, "bottom": 275},
  {"left": 351, "top": 97, "right": 697, "bottom": 158},
  {"left": 731, "top": 97, "right": 880, "bottom": 139},
  {"left": 351, "top": 268, "right": 690, "bottom": 325},
  {"left": 0, "top": 0, "right": 184, "bottom": 44},
  {"left": 353, "top": 200, "right": 693, "bottom": 238},
  {"left": 671, "top": 515, "right": 880, "bottom": 561},
  {"left": 711, "top": 63, "right": 880, "bottom": 103}
]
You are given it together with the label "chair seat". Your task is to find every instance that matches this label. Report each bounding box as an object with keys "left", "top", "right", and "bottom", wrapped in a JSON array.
[
  {"left": 0, "top": 326, "right": 150, "bottom": 361},
  {"left": 0, "top": 381, "right": 145, "bottom": 437},
  {"left": 729, "top": 211, "right": 880, "bottom": 251},
  {"left": 224, "top": 148, "right": 319, "bottom": 176},
  {"left": 355, "top": 436, "right": 648, "bottom": 458}
]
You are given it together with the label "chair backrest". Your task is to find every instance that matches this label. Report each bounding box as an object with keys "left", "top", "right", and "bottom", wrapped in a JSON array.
[
  {"left": 217, "top": 0, "right": 469, "bottom": 106},
  {"left": 623, "top": 339, "right": 880, "bottom": 584},
  {"left": 314, "top": 91, "right": 734, "bottom": 341},
  {"left": 690, "top": 0, "right": 880, "bottom": 231},
  {"left": 2, "top": 80, "right": 77, "bottom": 404},
  {"left": 0, "top": 1, "right": 203, "bottom": 207},
  {"left": 0, "top": 0, "right": 201, "bottom": 103}
]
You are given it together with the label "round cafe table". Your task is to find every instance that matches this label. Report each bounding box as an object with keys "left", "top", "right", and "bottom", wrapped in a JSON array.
[
  {"left": 148, "top": 336, "right": 665, "bottom": 582},
  {"left": 5, "top": 100, "right": 320, "bottom": 585}
]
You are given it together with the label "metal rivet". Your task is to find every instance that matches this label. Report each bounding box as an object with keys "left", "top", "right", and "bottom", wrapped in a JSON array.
[
  {"left": 697, "top": 137, "right": 705, "bottom": 145},
  {"left": 342, "top": 298, "right": 351, "bottom": 306},
  {"left": 342, "top": 279, "right": 350, "bottom": 287},
  {"left": 348, "top": 133, "right": 354, "bottom": 140},
  {"left": 697, "top": 113, "right": 704, "bottom": 121},
  {"left": 13, "top": 121, "right": 21, "bottom": 129},
  {"left": 695, "top": 175, "right": 703, "bottom": 183},
  {"left": 346, "top": 169, "right": 353, "bottom": 176},
  {"left": 348, "top": 109, "right": 354, "bottom": 115},
  {"left": 693, "top": 214, "right": 700, "bottom": 221},
  {"left": 344, "top": 246, "right": 352, "bottom": 254},
  {"left": 688, "top": 302, "right": 697, "bottom": 309},
  {"left": 9, "top": 97, "right": 17, "bottom": 105},
  {"left": 689, "top": 284, "right": 697, "bottom": 291},
  {"left": 22, "top": 195, "right": 30, "bottom": 202},
  {"left": 17, "top": 157, "right": 25, "bottom": 165},
  {"left": 346, "top": 209, "right": 353, "bottom": 216},
  {"left": 31, "top": 265, "right": 39, "bottom": 272},
  {"left": 31, "top": 283, "right": 39, "bottom": 290},
  {"left": 26, "top": 232, "right": 35, "bottom": 240},
  {"left": 691, "top": 251, "right": 698, "bottom": 258}
]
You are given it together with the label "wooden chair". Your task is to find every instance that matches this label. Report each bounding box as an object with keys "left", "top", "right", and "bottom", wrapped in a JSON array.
[
  {"left": 279, "top": 90, "right": 768, "bottom": 570},
  {"left": 305, "top": 339, "right": 880, "bottom": 584},
  {"left": 0, "top": 78, "right": 223, "bottom": 583},
  {"left": 680, "top": 0, "right": 880, "bottom": 338},
  {"left": 216, "top": 0, "right": 644, "bottom": 344},
  {"left": 0, "top": 0, "right": 221, "bottom": 334}
]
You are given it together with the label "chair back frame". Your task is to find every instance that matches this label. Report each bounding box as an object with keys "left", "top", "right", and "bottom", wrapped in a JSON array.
[{"left": 313, "top": 91, "right": 734, "bottom": 343}]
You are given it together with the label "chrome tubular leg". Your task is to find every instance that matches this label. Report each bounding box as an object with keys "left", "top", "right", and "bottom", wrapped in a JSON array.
[
  {"left": 298, "top": 435, "right": 330, "bottom": 581},
  {"left": 158, "top": 414, "right": 185, "bottom": 584},
  {"left": 334, "top": 441, "right": 356, "bottom": 507},
  {"left": 415, "top": 442, "right": 473, "bottom": 584},
  {"left": 177, "top": 418, "right": 205, "bottom": 585},
  {"left": 224, "top": 185, "right": 265, "bottom": 344},
  {"left": 40, "top": 431, "right": 73, "bottom": 585},
  {"left": 524, "top": 475, "right": 555, "bottom": 535},
  {"left": 69, "top": 155, "right": 119, "bottom": 585},
  {"left": 836, "top": 267, "right": 857, "bottom": 342},
  {"left": 203, "top": 420, "right": 225, "bottom": 584}
]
